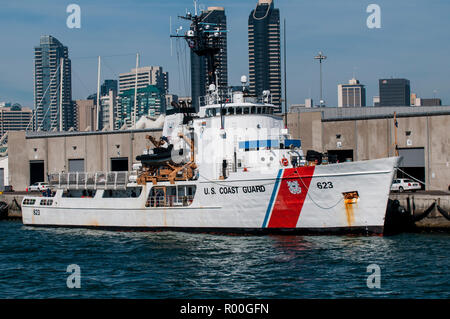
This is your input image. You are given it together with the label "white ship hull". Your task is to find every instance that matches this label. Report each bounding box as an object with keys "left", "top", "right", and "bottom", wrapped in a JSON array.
[{"left": 22, "top": 157, "right": 399, "bottom": 234}]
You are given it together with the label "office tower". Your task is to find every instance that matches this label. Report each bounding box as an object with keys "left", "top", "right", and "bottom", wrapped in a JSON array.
[
  {"left": 373, "top": 96, "right": 380, "bottom": 107},
  {"left": 119, "top": 66, "right": 167, "bottom": 112},
  {"left": 419, "top": 98, "right": 442, "bottom": 106},
  {"left": 34, "top": 35, "right": 75, "bottom": 131},
  {"left": 248, "top": 0, "right": 281, "bottom": 111},
  {"left": 75, "top": 99, "right": 96, "bottom": 131},
  {"left": 338, "top": 78, "right": 366, "bottom": 107},
  {"left": 0, "top": 104, "right": 33, "bottom": 136},
  {"left": 116, "top": 85, "right": 163, "bottom": 129},
  {"left": 119, "top": 66, "right": 168, "bottom": 95},
  {"left": 379, "top": 78, "right": 411, "bottom": 106},
  {"left": 410, "top": 93, "right": 417, "bottom": 106},
  {"left": 99, "top": 90, "right": 117, "bottom": 131},
  {"left": 101, "top": 80, "right": 118, "bottom": 96},
  {"left": 190, "top": 7, "right": 228, "bottom": 111},
  {"left": 165, "top": 94, "right": 179, "bottom": 110}
]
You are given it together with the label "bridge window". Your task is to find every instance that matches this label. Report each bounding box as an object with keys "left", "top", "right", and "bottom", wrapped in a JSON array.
[
  {"left": 102, "top": 187, "right": 142, "bottom": 198},
  {"left": 146, "top": 185, "right": 196, "bottom": 208},
  {"left": 23, "top": 199, "right": 36, "bottom": 205},
  {"left": 62, "top": 189, "right": 97, "bottom": 198}
]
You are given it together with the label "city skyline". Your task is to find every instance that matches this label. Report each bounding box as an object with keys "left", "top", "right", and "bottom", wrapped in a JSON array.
[{"left": 0, "top": 0, "right": 449, "bottom": 109}]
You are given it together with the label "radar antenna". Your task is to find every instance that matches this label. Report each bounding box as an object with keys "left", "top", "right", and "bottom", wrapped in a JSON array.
[{"left": 170, "top": 5, "right": 227, "bottom": 91}]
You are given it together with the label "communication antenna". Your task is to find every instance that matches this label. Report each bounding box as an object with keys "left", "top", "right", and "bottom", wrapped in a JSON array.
[
  {"left": 314, "top": 51, "right": 327, "bottom": 107},
  {"left": 170, "top": 16, "right": 172, "bottom": 56},
  {"left": 170, "top": 4, "right": 227, "bottom": 96}
]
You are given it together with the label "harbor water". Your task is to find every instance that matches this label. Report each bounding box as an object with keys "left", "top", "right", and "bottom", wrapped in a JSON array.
[{"left": 0, "top": 220, "right": 448, "bottom": 299}]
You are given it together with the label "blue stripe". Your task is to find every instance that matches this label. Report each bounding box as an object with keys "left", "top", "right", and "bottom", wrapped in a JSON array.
[
  {"left": 238, "top": 139, "right": 280, "bottom": 149},
  {"left": 262, "top": 169, "right": 283, "bottom": 228}
]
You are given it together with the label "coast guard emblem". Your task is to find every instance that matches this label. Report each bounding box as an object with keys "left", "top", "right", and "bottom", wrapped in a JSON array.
[{"left": 287, "top": 180, "right": 302, "bottom": 195}]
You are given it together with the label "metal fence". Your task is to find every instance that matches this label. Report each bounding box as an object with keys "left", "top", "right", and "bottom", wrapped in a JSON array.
[{"left": 49, "top": 172, "right": 129, "bottom": 190}]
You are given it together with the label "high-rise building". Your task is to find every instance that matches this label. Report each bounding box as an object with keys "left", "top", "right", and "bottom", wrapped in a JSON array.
[
  {"left": 190, "top": 7, "right": 228, "bottom": 111},
  {"left": 410, "top": 93, "right": 417, "bottom": 106},
  {"left": 248, "top": 0, "right": 281, "bottom": 111},
  {"left": 119, "top": 66, "right": 168, "bottom": 95},
  {"left": 0, "top": 104, "right": 33, "bottom": 136},
  {"left": 99, "top": 90, "right": 117, "bottom": 131},
  {"left": 379, "top": 78, "right": 411, "bottom": 106},
  {"left": 338, "top": 78, "right": 366, "bottom": 107},
  {"left": 34, "top": 35, "right": 75, "bottom": 131},
  {"left": 373, "top": 96, "right": 380, "bottom": 107},
  {"left": 101, "top": 80, "right": 118, "bottom": 97},
  {"left": 165, "top": 94, "right": 179, "bottom": 111},
  {"left": 116, "top": 85, "right": 164, "bottom": 129},
  {"left": 119, "top": 66, "right": 168, "bottom": 112},
  {"left": 418, "top": 98, "right": 442, "bottom": 106},
  {"left": 75, "top": 99, "right": 96, "bottom": 132}
]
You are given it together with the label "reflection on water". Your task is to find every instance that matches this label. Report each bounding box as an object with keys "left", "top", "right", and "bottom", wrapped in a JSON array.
[{"left": 0, "top": 221, "right": 449, "bottom": 298}]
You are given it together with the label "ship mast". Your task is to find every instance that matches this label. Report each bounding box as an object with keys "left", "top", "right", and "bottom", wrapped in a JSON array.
[{"left": 170, "top": 6, "right": 224, "bottom": 95}]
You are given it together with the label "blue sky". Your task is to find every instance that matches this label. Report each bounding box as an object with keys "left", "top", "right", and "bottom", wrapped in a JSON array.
[{"left": 0, "top": 0, "right": 449, "bottom": 108}]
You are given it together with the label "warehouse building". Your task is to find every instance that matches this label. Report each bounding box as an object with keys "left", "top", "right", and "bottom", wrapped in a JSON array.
[
  {"left": 288, "top": 106, "right": 450, "bottom": 191},
  {"left": 4, "top": 106, "right": 450, "bottom": 192},
  {"left": 7, "top": 129, "right": 162, "bottom": 191}
]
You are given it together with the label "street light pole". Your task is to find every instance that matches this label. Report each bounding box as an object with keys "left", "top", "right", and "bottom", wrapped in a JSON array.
[{"left": 314, "top": 51, "right": 327, "bottom": 107}]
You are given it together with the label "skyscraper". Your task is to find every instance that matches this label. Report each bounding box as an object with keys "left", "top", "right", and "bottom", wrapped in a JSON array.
[
  {"left": 119, "top": 66, "right": 168, "bottom": 95},
  {"left": 119, "top": 66, "right": 168, "bottom": 116},
  {"left": 190, "top": 7, "right": 228, "bottom": 111},
  {"left": 34, "top": 35, "right": 75, "bottom": 131},
  {"left": 248, "top": 0, "right": 281, "bottom": 111},
  {"left": 99, "top": 90, "right": 117, "bottom": 131},
  {"left": 379, "top": 78, "right": 411, "bottom": 106},
  {"left": 0, "top": 104, "right": 33, "bottom": 136},
  {"left": 116, "top": 85, "right": 164, "bottom": 129},
  {"left": 338, "top": 78, "right": 366, "bottom": 107},
  {"left": 101, "top": 79, "right": 118, "bottom": 96}
]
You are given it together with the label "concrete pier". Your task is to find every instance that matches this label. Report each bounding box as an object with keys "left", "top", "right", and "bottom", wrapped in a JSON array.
[
  {"left": 389, "top": 192, "right": 450, "bottom": 230},
  {"left": 0, "top": 193, "right": 24, "bottom": 220}
]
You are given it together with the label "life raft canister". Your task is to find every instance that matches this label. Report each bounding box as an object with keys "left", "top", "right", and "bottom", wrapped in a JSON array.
[{"left": 281, "top": 157, "right": 289, "bottom": 167}]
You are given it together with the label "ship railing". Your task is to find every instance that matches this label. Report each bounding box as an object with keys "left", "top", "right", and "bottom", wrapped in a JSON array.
[
  {"left": 49, "top": 172, "right": 129, "bottom": 190},
  {"left": 145, "top": 195, "right": 194, "bottom": 208},
  {"left": 199, "top": 92, "right": 271, "bottom": 106}
]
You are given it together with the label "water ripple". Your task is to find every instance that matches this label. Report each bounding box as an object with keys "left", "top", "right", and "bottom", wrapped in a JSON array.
[{"left": 0, "top": 221, "right": 448, "bottom": 298}]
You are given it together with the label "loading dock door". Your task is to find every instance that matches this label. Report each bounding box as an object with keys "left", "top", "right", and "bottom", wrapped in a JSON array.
[
  {"left": 398, "top": 147, "right": 425, "bottom": 190},
  {"left": 111, "top": 157, "right": 129, "bottom": 171},
  {"left": 30, "top": 160, "right": 45, "bottom": 185},
  {"left": 69, "top": 159, "right": 85, "bottom": 172}
]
